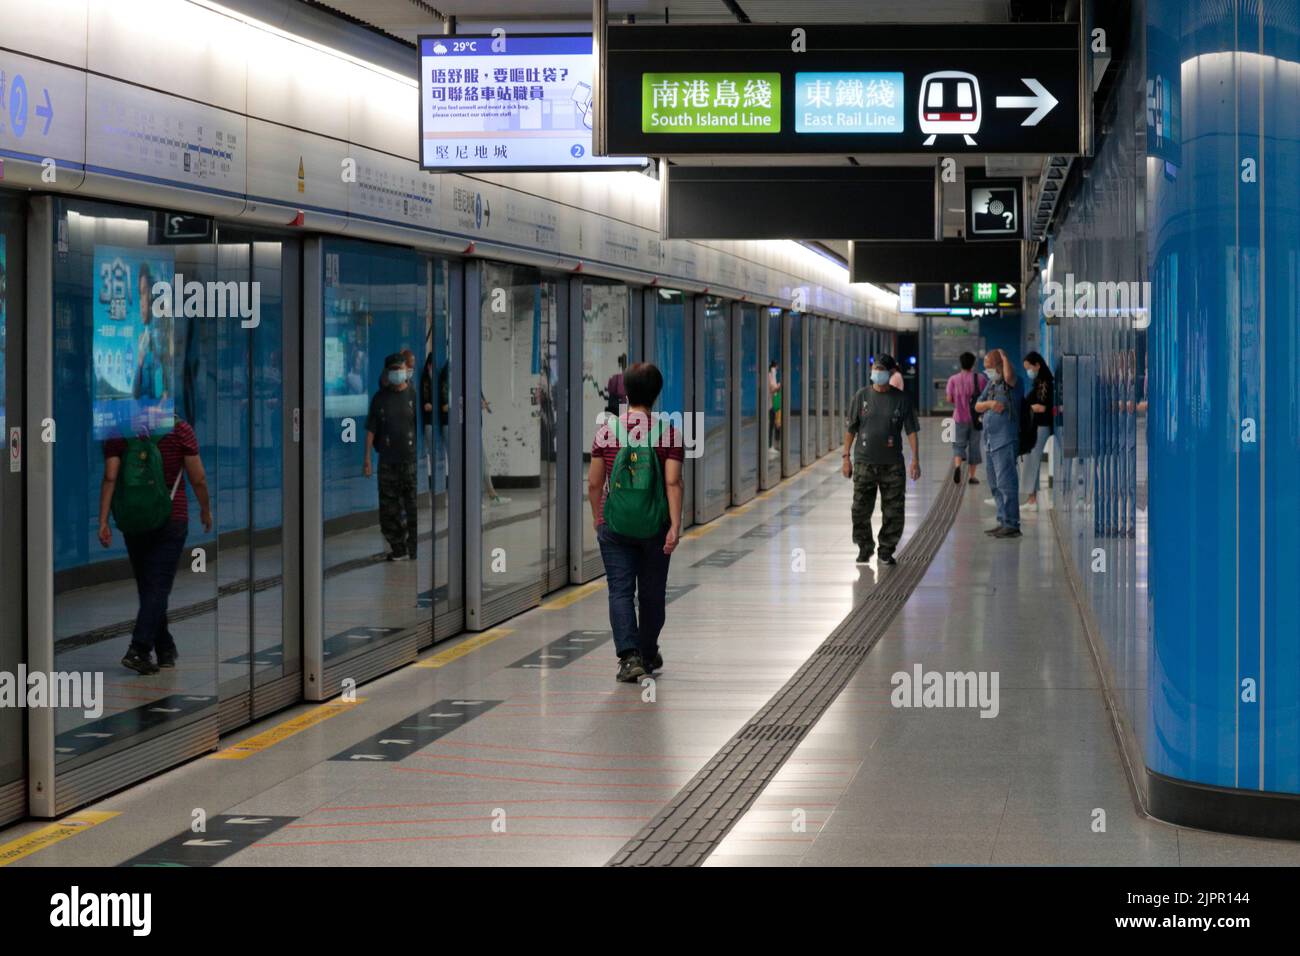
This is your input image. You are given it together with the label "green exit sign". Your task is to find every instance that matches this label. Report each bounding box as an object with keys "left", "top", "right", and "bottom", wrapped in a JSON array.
[
  {"left": 642, "top": 73, "right": 782, "bottom": 133},
  {"left": 973, "top": 283, "right": 997, "bottom": 303}
]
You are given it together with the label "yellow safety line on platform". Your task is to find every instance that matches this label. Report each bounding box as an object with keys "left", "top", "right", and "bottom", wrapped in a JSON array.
[
  {"left": 413, "top": 628, "right": 514, "bottom": 668},
  {"left": 209, "top": 698, "right": 365, "bottom": 760},
  {"left": 541, "top": 581, "right": 606, "bottom": 610},
  {"left": 0, "top": 810, "right": 119, "bottom": 866}
]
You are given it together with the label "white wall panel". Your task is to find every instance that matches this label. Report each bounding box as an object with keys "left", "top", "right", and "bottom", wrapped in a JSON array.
[
  {"left": 1, "top": 0, "right": 88, "bottom": 66},
  {"left": 88, "top": 0, "right": 247, "bottom": 114},
  {"left": 245, "top": 26, "right": 349, "bottom": 142}
]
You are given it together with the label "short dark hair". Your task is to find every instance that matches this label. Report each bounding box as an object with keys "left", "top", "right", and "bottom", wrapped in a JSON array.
[
  {"left": 623, "top": 362, "right": 663, "bottom": 408},
  {"left": 959, "top": 351, "right": 976, "bottom": 370}
]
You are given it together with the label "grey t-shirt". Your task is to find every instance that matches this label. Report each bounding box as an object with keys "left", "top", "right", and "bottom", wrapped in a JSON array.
[{"left": 845, "top": 386, "right": 919, "bottom": 466}]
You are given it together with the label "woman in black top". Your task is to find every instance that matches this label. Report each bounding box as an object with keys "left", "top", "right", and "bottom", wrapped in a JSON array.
[{"left": 1019, "top": 351, "right": 1054, "bottom": 511}]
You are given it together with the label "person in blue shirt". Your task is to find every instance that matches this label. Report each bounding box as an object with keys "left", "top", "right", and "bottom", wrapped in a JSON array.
[{"left": 974, "top": 348, "right": 1021, "bottom": 538}]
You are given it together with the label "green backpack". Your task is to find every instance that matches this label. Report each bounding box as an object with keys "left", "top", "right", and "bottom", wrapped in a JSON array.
[
  {"left": 604, "top": 418, "right": 669, "bottom": 539},
  {"left": 112, "top": 435, "right": 180, "bottom": 534}
]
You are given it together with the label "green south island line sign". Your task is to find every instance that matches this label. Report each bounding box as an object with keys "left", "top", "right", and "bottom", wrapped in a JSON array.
[{"left": 641, "top": 73, "right": 782, "bottom": 132}]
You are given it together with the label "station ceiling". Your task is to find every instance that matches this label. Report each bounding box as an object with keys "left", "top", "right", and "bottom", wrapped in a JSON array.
[{"left": 306, "top": 0, "right": 1074, "bottom": 279}]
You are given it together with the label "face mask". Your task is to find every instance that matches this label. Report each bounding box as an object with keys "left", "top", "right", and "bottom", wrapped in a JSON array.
[
  {"left": 1026, "top": 368, "right": 1037, "bottom": 380},
  {"left": 986, "top": 368, "right": 1002, "bottom": 383},
  {"left": 871, "top": 370, "right": 890, "bottom": 386},
  {"left": 387, "top": 369, "right": 406, "bottom": 385}
]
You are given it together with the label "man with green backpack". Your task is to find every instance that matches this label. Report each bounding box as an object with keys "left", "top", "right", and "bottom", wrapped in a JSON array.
[
  {"left": 587, "top": 363, "right": 684, "bottom": 683},
  {"left": 98, "top": 418, "right": 212, "bottom": 675}
]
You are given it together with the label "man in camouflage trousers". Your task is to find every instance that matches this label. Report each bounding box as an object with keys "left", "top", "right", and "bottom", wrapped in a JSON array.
[
  {"left": 843, "top": 354, "right": 920, "bottom": 566},
  {"left": 364, "top": 353, "right": 419, "bottom": 561}
]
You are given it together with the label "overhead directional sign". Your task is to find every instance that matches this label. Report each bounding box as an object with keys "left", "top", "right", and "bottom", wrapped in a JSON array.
[
  {"left": 850, "top": 240, "right": 1021, "bottom": 285},
  {"left": 662, "top": 164, "right": 938, "bottom": 240},
  {"left": 950, "top": 282, "right": 1019, "bottom": 305},
  {"left": 602, "top": 23, "right": 1083, "bottom": 155}
]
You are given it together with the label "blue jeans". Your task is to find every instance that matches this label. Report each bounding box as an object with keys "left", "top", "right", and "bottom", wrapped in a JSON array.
[
  {"left": 1019, "top": 425, "right": 1051, "bottom": 496},
  {"left": 597, "top": 523, "right": 672, "bottom": 659},
  {"left": 952, "top": 420, "right": 982, "bottom": 465},
  {"left": 122, "top": 517, "right": 188, "bottom": 655},
  {"left": 985, "top": 441, "right": 1020, "bottom": 531}
]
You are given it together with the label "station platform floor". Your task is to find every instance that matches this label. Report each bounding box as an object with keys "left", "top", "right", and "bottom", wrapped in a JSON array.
[{"left": 8, "top": 428, "right": 1300, "bottom": 867}]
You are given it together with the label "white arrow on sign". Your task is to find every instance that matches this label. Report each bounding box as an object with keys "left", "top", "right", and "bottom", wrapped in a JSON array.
[
  {"left": 1000, "top": 284, "right": 1017, "bottom": 297},
  {"left": 996, "top": 78, "right": 1058, "bottom": 126},
  {"left": 226, "top": 817, "right": 272, "bottom": 825},
  {"left": 149, "top": 707, "right": 182, "bottom": 713},
  {"left": 378, "top": 738, "right": 413, "bottom": 745},
  {"left": 450, "top": 700, "right": 482, "bottom": 705},
  {"left": 349, "top": 754, "right": 384, "bottom": 760},
  {"left": 183, "top": 839, "right": 232, "bottom": 847},
  {"left": 75, "top": 732, "right": 113, "bottom": 738}
]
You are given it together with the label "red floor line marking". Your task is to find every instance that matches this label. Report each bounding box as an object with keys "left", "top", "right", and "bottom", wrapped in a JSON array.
[
  {"left": 404, "top": 753, "right": 697, "bottom": 775},
  {"left": 257, "top": 832, "right": 637, "bottom": 848},
  {"left": 285, "top": 814, "right": 655, "bottom": 829},
  {"left": 310, "top": 798, "right": 669, "bottom": 813},
  {"left": 391, "top": 767, "right": 684, "bottom": 788}
]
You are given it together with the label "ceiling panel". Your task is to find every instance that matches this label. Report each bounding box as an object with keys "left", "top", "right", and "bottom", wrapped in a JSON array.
[{"left": 312, "top": 0, "right": 1020, "bottom": 38}]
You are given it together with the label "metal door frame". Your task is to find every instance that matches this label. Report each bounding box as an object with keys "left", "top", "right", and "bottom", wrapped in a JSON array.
[
  {"left": 692, "top": 295, "right": 729, "bottom": 525},
  {"left": 0, "top": 193, "right": 27, "bottom": 826},
  {"left": 758, "top": 305, "right": 776, "bottom": 490},
  {"left": 434, "top": 257, "right": 466, "bottom": 643},
  {"left": 729, "top": 301, "right": 758, "bottom": 505}
]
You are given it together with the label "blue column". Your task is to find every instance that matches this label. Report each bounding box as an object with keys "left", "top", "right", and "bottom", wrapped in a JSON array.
[{"left": 1147, "top": 0, "right": 1300, "bottom": 795}]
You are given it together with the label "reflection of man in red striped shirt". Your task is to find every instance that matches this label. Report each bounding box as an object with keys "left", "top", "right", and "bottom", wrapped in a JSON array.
[{"left": 98, "top": 419, "right": 213, "bottom": 675}]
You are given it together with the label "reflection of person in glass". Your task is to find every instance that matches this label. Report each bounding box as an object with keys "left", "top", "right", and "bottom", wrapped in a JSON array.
[
  {"left": 346, "top": 346, "right": 366, "bottom": 394},
  {"left": 98, "top": 416, "right": 212, "bottom": 675},
  {"left": 768, "top": 361, "right": 781, "bottom": 452},
  {"left": 481, "top": 392, "right": 510, "bottom": 506},
  {"left": 421, "top": 352, "right": 435, "bottom": 489},
  {"left": 603, "top": 353, "right": 628, "bottom": 415},
  {"left": 364, "top": 353, "right": 419, "bottom": 561}
]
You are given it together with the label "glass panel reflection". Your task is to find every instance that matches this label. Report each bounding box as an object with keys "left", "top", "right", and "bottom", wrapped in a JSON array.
[
  {"left": 52, "top": 199, "right": 219, "bottom": 768},
  {"left": 322, "top": 239, "right": 431, "bottom": 660},
  {"left": 479, "top": 262, "right": 556, "bottom": 603},
  {"left": 737, "top": 304, "right": 758, "bottom": 496},
  {"left": 580, "top": 280, "right": 630, "bottom": 569},
  {"left": 766, "top": 307, "right": 781, "bottom": 476},
  {"left": 700, "top": 295, "right": 729, "bottom": 519},
  {"left": 788, "top": 312, "right": 803, "bottom": 472}
]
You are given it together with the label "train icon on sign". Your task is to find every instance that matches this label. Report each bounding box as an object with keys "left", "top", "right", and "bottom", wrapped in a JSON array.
[{"left": 918, "top": 71, "right": 982, "bottom": 146}]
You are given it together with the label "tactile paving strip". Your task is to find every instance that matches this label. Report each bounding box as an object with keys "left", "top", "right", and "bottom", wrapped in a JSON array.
[{"left": 607, "top": 476, "right": 968, "bottom": 867}]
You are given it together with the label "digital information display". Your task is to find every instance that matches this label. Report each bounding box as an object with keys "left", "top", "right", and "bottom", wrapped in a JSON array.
[
  {"left": 91, "top": 245, "right": 176, "bottom": 440},
  {"left": 419, "top": 33, "right": 646, "bottom": 171},
  {"left": 604, "top": 23, "right": 1083, "bottom": 156}
]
